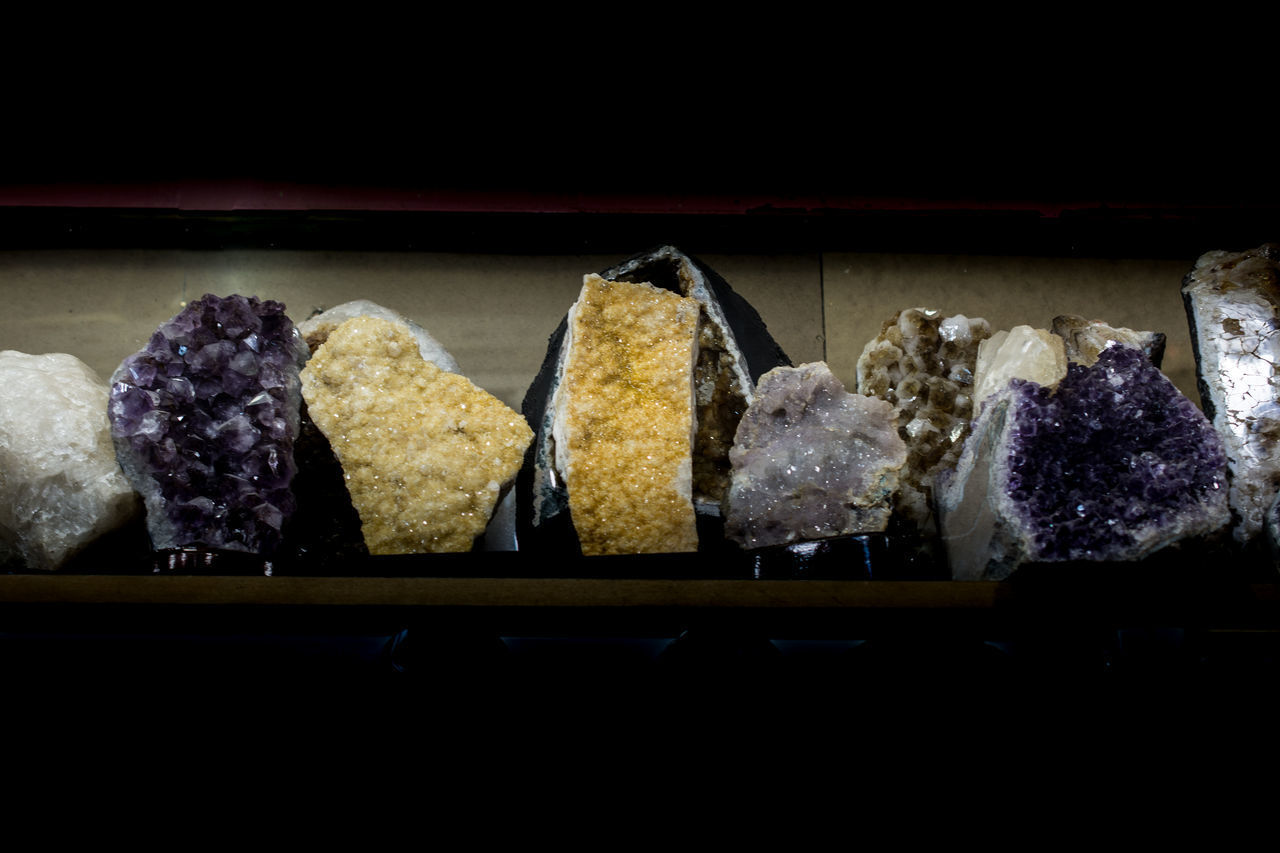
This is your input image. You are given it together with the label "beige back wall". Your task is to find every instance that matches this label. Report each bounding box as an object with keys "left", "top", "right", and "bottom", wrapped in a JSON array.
[
  {"left": 0, "top": 248, "right": 1198, "bottom": 410},
  {"left": 823, "top": 253, "right": 1197, "bottom": 404}
]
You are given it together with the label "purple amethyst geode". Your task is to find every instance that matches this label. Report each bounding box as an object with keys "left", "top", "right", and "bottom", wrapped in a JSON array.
[
  {"left": 938, "top": 346, "right": 1230, "bottom": 580},
  {"left": 108, "top": 294, "right": 310, "bottom": 556}
]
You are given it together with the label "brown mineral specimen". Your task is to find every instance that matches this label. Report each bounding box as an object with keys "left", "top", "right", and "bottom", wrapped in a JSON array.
[
  {"left": 551, "top": 274, "right": 701, "bottom": 555},
  {"left": 856, "top": 308, "right": 992, "bottom": 530},
  {"left": 300, "top": 316, "right": 533, "bottom": 554}
]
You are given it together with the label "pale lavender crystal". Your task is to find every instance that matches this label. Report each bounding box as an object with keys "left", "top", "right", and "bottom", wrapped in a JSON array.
[
  {"left": 725, "top": 362, "right": 907, "bottom": 549},
  {"left": 939, "top": 346, "right": 1229, "bottom": 579},
  {"left": 108, "top": 294, "right": 309, "bottom": 555}
]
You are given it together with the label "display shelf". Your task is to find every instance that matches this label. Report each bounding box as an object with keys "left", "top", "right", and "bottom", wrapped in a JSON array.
[{"left": 4, "top": 178, "right": 1280, "bottom": 680}]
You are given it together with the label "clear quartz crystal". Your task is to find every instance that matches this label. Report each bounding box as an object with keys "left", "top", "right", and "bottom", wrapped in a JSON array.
[{"left": 972, "top": 325, "right": 1068, "bottom": 407}]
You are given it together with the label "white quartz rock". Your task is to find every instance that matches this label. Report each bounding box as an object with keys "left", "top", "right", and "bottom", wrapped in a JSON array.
[{"left": 0, "top": 351, "right": 139, "bottom": 571}]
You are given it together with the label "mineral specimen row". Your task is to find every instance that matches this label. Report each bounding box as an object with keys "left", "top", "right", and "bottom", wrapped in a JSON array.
[
  {"left": 99, "top": 293, "right": 532, "bottom": 566},
  {"left": 520, "top": 246, "right": 915, "bottom": 556},
  {"left": 3, "top": 244, "right": 1276, "bottom": 578}
]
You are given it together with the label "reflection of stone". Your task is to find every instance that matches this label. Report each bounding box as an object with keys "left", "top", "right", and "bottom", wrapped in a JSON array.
[
  {"left": 0, "top": 351, "right": 139, "bottom": 571},
  {"left": 972, "top": 326, "right": 1067, "bottom": 407},
  {"left": 939, "top": 347, "right": 1229, "bottom": 580},
  {"left": 1051, "top": 314, "right": 1166, "bottom": 367},
  {"left": 108, "top": 294, "right": 309, "bottom": 556},
  {"left": 550, "top": 274, "right": 701, "bottom": 556},
  {"left": 856, "top": 308, "right": 992, "bottom": 530},
  {"left": 301, "top": 315, "right": 532, "bottom": 554},
  {"left": 1182, "top": 244, "right": 1280, "bottom": 545},
  {"left": 725, "top": 362, "right": 906, "bottom": 549}
]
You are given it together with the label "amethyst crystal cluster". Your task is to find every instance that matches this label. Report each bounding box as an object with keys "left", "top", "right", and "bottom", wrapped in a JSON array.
[
  {"left": 108, "top": 294, "right": 309, "bottom": 556},
  {"left": 939, "top": 346, "right": 1229, "bottom": 579}
]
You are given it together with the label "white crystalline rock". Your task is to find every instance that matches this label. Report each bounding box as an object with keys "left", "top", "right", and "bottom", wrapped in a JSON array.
[
  {"left": 0, "top": 351, "right": 139, "bottom": 571},
  {"left": 298, "top": 299, "right": 461, "bottom": 374},
  {"left": 972, "top": 325, "right": 1068, "bottom": 407}
]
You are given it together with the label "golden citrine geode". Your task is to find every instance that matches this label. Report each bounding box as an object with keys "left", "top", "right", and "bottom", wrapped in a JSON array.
[
  {"left": 300, "top": 315, "right": 533, "bottom": 554},
  {"left": 553, "top": 274, "right": 701, "bottom": 555}
]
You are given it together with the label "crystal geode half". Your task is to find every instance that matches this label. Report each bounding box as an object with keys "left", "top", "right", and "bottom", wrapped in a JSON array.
[
  {"left": 938, "top": 346, "right": 1229, "bottom": 580},
  {"left": 548, "top": 275, "right": 702, "bottom": 556},
  {"left": 1182, "top": 243, "right": 1280, "bottom": 545},
  {"left": 856, "top": 308, "right": 992, "bottom": 530},
  {"left": 725, "top": 362, "right": 907, "bottom": 549},
  {"left": 108, "top": 294, "right": 310, "bottom": 556},
  {"left": 519, "top": 246, "right": 791, "bottom": 555},
  {"left": 0, "top": 351, "right": 140, "bottom": 571}
]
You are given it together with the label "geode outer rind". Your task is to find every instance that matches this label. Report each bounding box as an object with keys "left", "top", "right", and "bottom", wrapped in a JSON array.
[
  {"left": 939, "top": 346, "right": 1229, "bottom": 580},
  {"left": 0, "top": 351, "right": 140, "bottom": 571},
  {"left": 856, "top": 308, "right": 992, "bottom": 531},
  {"left": 108, "top": 293, "right": 309, "bottom": 556},
  {"left": 518, "top": 246, "right": 791, "bottom": 554},
  {"left": 725, "top": 362, "right": 907, "bottom": 549},
  {"left": 1182, "top": 243, "right": 1280, "bottom": 545}
]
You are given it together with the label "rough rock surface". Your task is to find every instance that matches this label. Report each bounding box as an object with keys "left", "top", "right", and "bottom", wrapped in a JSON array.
[
  {"left": 725, "top": 362, "right": 907, "bottom": 549},
  {"left": 856, "top": 308, "right": 992, "bottom": 530},
  {"left": 0, "top": 351, "right": 139, "bottom": 571},
  {"left": 938, "top": 346, "right": 1229, "bottom": 580},
  {"left": 298, "top": 299, "right": 460, "bottom": 373},
  {"left": 1182, "top": 243, "right": 1280, "bottom": 545},
  {"left": 108, "top": 294, "right": 308, "bottom": 556},
  {"left": 550, "top": 274, "right": 701, "bottom": 555},
  {"left": 972, "top": 325, "right": 1068, "bottom": 407},
  {"left": 1051, "top": 314, "right": 1166, "bottom": 367},
  {"left": 301, "top": 315, "right": 532, "bottom": 554}
]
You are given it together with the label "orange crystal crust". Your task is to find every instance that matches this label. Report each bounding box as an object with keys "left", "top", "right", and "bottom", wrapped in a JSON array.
[
  {"left": 300, "top": 316, "right": 533, "bottom": 554},
  {"left": 555, "top": 274, "right": 701, "bottom": 555}
]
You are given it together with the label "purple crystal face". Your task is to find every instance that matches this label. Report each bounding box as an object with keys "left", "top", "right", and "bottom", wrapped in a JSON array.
[
  {"left": 108, "top": 294, "right": 309, "bottom": 555},
  {"left": 1003, "top": 346, "right": 1228, "bottom": 562}
]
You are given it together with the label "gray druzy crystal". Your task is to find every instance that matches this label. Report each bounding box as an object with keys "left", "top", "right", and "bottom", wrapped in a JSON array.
[
  {"left": 725, "top": 362, "right": 907, "bottom": 549},
  {"left": 0, "top": 351, "right": 139, "bottom": 571},
  {"left": 1182, "top": 244, "right": 1280, "bottom": 545}
]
